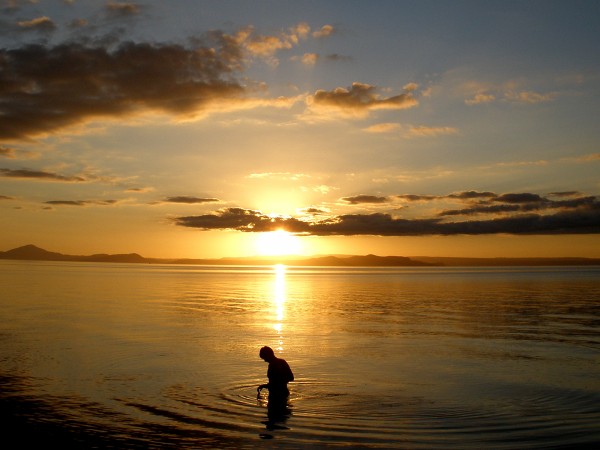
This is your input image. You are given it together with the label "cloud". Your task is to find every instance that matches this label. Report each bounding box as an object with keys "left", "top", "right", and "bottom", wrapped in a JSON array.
[
  {"left": 362, "top": 122, "right": 458, "bottom": 137},
  {"left": 105, "top": 1, "right": 140, "bottom": 16},
  {"left": 567, "top": 153, "right": 600, "bottom": 163},
  {"left": 17, "top": 16, "right": 56, "bottom": 31},
  {"left": 173, "top": 191, "right": 600, "bottom": 236},
  {"left": 397, "top": 194, "right": 440, "bottom": 202},
  {"left": 247, "top": 172, "right": 310, "bottom": 181},
  {"left": 125, "top": 186, "right": 154, "bottom": 193},
  {"left": 505, "top": 90, "right": 557, "bottom": 104},
  {"left": 439, "top": 193, "right": 598, "bottom": 217},
  {"left": 0, "top": 195, "right": 14, "bottom": 200},
  {"left": 44, "top": 199, "right": 118, "bottom": 206},
  {"left": 341, "top": 195, "right": 389, "bottom": 204},
  {"left": 162, "top": 196, "right": 219, "bottom": 204},
  {"left": 308, "top": 184, "right": 336, "bottom": 194},
  {"left": 461, "top": 77, "right": 560, "bottom": 106},
  {"left": 292, "top": 52, "right": 351, "bottom": 66},
  {"left": 448, "top": 191, "right": 497, "bottom": 200},
  {"left": 494, "top": 193, "right": 544, "bottom": 204},
  {"left": 397, "top": 191, "right": 496, "bottom": 203},
  {"left": 173, "top": 198, "right": 600, "bottom": 236},
  {"left": 363, "top": 123, "right": 401, "bottom": 133},
  {"left": 301, "top": 207, "right": 328, "bottom": 215},
  {"left": 0, "top": 168, "right": 86, "bottom": 182},
  {"left": 0, "top": 37, "right": 246, "bottom": 140},
  {"left": 0, "top": 146, "right": 16, "bottom": 158},
  {"left": 295, "top": 52, "right": 318, "bottom": 65},
  {"left": 233, "top": 22, "right": 310, "bottom": 64},
  {"left": 494, "top": 159, "right": 549, "bottom": 167},
  {"left": 312, "top": 25, "right": 335, "bottom": 39},
  {"left": 173, "top": 207, "right": 280, "bottom": 232},
  {"left": 0, "top": 146, "right": 37, "bottom": 160},
  {"left": 406, "top": 125, "right": 459, "bottom": 138},
  {"left": 309, "top": 82, "right": 418, "bottom": 116},
  {"left": 465, "top": 93, "right": 495, "bottom": 105},
  {"left": 291, "top": 22, "right": 311, "bottom": 40}
]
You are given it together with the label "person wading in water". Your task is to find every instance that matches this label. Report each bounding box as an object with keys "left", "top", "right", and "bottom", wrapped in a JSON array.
[{"left": 257, "top": 346, "right": 294, "bottom": 400}]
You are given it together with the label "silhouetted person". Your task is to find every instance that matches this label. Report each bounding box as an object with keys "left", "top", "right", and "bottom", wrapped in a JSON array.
[
  {"left": 257, "top": 346, "right": 294, "bottom": 433},
  {"left": 257, "top": 346, "right": 294, "bottom": 400}
]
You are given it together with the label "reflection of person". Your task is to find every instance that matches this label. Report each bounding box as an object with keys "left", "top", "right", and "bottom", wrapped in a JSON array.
[{"left": 257, "top": 346, "right": 294, "bottom": 400}]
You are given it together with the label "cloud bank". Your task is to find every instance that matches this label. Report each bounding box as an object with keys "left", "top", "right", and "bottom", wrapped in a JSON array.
[
  {"left": 173, "top": 191, "right": 600, "bottom": 236},
  {"left": 0, "top": 168, "right": 85, "bottom": 182},
  {"left": 0, "top": 37, "right": 245, "bottom": 140},
  {"left": 162, "top": 196, "right": 220, "bottom": 204}
]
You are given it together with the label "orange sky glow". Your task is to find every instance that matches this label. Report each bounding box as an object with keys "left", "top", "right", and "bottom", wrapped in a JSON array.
[{"left": 0, "top": 1, "right": 598, "bottom": 259}]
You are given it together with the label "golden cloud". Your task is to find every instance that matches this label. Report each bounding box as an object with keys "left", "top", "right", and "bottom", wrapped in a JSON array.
[{"left": 308, "top": 82, "right": 418, "bottom": 117}]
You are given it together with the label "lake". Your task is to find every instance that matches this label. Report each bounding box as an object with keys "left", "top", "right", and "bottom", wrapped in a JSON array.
[{"left": 0, "top": 260, "right": 599, "bottom": 449}]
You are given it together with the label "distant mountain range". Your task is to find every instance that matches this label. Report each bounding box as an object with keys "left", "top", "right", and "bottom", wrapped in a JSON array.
[{"left": 1, "top": 244, "right": 599, "bottom": 266}]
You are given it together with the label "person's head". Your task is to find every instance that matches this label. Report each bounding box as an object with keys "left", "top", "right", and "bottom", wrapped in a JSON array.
[{"left": 259, "top": 346, "right": 275, "bottom": 362}]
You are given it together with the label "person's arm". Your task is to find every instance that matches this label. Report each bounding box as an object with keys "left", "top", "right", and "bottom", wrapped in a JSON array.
[{"left": 257, "top": 383, "right": 269, "bottom": 398}]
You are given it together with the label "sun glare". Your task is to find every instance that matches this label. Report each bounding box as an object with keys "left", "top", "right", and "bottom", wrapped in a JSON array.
[{"left": 255, "top": 229, "right": 302, "bottom": 256}]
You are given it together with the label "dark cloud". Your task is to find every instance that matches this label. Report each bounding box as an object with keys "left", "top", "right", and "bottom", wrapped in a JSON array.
[
  {"left": 302, "top": 207, "right": 328, "bottom": 215},
  {"left": 0, "top": 37, "right": 245, "bottom": 140},
  {"left": 553, "top": 196, "right": 598, "bottom": 209},
  {"left": 494, "top": 193, "right": 545, "bottom": 204},
  {"left": 342, "top": 195, "right": 389, "bottom": 204},
  {"left": 397, "top": 194, "right": 440, "bottom": 202},
  {"left": 174, "top": 208, "right": 280, "bottom": 232},
  {"left": 173, "top": 195, "right": 600, "bottom": 236},
  {"left": 0, "top": 168, "right": 85, "bottom": 182},
  {"left": 440, "top": 194, "right": 597, "bottom": 217},
  {"left": 311, "top": 82, "right": 417, "bottom": 112},
  {"left": 44, "top": 199, "right": 118, "bottom": 206},
  {"left": 0, "top": 195, "right": 14, "bottom": 200},
  {"left": 398, "top": 192, "right": 496, "bottom": 202},
  {"left": 164, "top": 196, "right": 220, "bottom": 204},
  {"left": 447, "top": 191, "right": 497, "bottom": 200}
]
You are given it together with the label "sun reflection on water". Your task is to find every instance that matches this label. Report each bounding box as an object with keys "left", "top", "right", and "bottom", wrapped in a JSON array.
[{"left": 273, "top": 264, "right": 286, "bottom": 351}]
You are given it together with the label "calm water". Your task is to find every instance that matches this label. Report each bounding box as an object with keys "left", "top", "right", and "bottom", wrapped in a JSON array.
[{"left": 0, "top": 260, "right": 598, "bottom": 449}]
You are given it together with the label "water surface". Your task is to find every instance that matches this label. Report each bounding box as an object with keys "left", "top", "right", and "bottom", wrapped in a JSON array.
[{"left": 1, "top": 261, "right": 598, "bottom": 448}]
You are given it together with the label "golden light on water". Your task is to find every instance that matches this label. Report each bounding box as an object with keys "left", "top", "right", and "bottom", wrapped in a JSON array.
[{"left": 273, "top": 264, "right": 286, "bottom": 351}]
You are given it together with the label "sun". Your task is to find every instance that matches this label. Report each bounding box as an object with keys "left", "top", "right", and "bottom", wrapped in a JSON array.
[{"left": 255, "top": 229, "right": 302, "bottom": 256}]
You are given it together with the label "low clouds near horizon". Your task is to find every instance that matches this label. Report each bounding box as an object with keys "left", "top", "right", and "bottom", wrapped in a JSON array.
[{"left": 173, "top": 191, "right": 600, "bottom": 236}]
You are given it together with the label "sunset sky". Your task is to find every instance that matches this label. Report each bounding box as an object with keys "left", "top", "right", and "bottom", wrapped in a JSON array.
[{"left": 1, "top": 0, "right": 599, "bottom": 258}]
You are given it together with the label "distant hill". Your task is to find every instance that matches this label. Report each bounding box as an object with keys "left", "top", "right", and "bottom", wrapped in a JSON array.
[
  {"left": 0, "top": 245, "right": 148, "bottom": 264},
  {"left": 0, "top": 244, "right": 599, "bottom": 267},
  {"left": 413, "top": 256, "right": 600, "bottom": 266},
  {"left": 294, "top": 254, "right": 434, "bottom": 267},
  {"left": 0, "top": 244, "right": 70, "bottom": 261}
]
